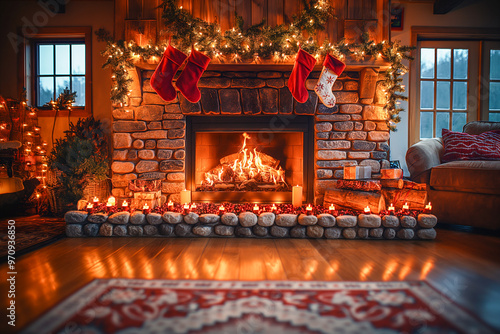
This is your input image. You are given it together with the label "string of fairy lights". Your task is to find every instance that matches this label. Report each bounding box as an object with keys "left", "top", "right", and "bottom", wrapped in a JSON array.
[{"left": 97, "top": 0, "right": 414, "bottom": 131}]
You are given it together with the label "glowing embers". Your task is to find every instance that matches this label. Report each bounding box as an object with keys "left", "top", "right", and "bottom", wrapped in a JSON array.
[{"left": 198, "top": 132, "right": 289, "bottom": 192}]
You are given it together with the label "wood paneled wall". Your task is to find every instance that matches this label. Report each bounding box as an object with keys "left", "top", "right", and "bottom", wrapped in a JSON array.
[{"left": 115, "top": 0, "right": 389, "bottom": 47}]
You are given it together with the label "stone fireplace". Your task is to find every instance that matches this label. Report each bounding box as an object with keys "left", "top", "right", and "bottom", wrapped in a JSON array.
[{"left": 110, "top": 63, "right": 391, "bottom": 207}]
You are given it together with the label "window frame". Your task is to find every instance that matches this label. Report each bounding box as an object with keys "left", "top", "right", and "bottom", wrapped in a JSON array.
[
  {"left": 19, "top": 27, "right": 92, "bottom": 117},
  {"left": 409, "top": 27, "right": 500, "bottom": 145}
]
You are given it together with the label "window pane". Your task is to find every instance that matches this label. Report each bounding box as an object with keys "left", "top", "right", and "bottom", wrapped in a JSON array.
[
  {"left": 452, "top": 82, "right": 467, "bottom": 110},
  {"left": 72, "top": 44, "right": 86, "bottom": 75},
  {"left": 420, "top": 112, "right": 434, "bottom": 139},
  {"left": 490, "top": 113, "right": 500, "bottom": 122},
  {"left": 436, "top": 81, "right": 450, "bottom": 110},
  {"left": 420, "top": 48, "right": 435, "bottom": 79},
  {"left": 490, "top": 82, "right": 500, "bottom": 111},
  {"left": 420, "top": 81, "right": 434, "bottom": 109},
  {"left": 453, "top": 49, "right": 468, "bottom": 79},
  {"left": 72, "top": 77, "right": 85, "bottom": 106},
  {"left": 437, "top": 49, "right": 451, "bottom": 79},
  {"left": 39, "top": 45, "right": 53, "bottom": 75},
  {"left": 38, "top": 77, "right": 53, "bottom": 105},
  {"left": 452, "top": 112, "right": 467, "bottom": 132},
  {"left": 436, "top": 112, "right": 450, "bottom": 137},
  {"left": 56, "top": 76, "right": 70, "bottom": 96},
  {"left": 490, "top": 50, "right": 500, "bottom": 80},
  {"left": 55, "top": 45, "right": 70, "bottom": 75}
]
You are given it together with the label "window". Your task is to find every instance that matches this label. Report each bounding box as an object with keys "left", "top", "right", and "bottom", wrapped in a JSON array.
[
  {"left": 483, "top": 42, "right": 500, "bottom": 121},
  {"left": 35, "top": 41, "right": 86, "bottom": 107}
]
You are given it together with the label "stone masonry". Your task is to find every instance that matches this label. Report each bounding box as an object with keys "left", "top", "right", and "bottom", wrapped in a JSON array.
[{"left": 111, "top": 66, "right": 390, "bottom": 205}]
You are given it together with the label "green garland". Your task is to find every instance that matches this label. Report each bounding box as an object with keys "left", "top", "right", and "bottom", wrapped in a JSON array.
[{"left": 97, "top": 0, "right": 413, "bottom": 131}]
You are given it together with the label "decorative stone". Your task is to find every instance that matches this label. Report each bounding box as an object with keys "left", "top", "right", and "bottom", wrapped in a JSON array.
[
  {"left": 162, "top": 212, "right": 183, "bottom": 224},
  {"left": 132, "top": 130, "right": 168, "bottom": 140},
  {"left": 173, "top": 150, "right": 185, "bottom": 159},
  {"left": 159, "top": 224, "right": 174, "bottom": 236},
  {"left": 298, "top": 214, "right": 318, "bottom": 226},
  {"left": 113, "top": 150, "right": 128, "bottom": 161},
  {"left": 164, "top": 104, "right": 181, "bottom": 114},
  {"left": 334, "top": 121, "right": 354, "bottom": 132},
  {"left": 260, "top": 88, "right": 278, "bottom": 114},
  {"left": 316, "top": 114, "right": 349, "bottom": 121},
  {"left": 317, "top": 140, "right": 351, "bottom": 150},
  {"left": 215, "top": 225, "right": 234, "bottom": 236},
  {"left": 127, "top": 150, "right": 138, "bottom": 160},
  {"left": 371, "top": 151, "right": 387, "bottom": 160},
  {"left": 113, "top": 121, "right": 146, "bottom": 132},
  {"left": 418, "top": 214, "right": 438, "bottom": 228},
  {"left": 316, "top": 169, "right": 333, "bottom": 179},
  {"left": 220, "top": 89, "right": 242, "bottom": 114},
  {"left": 193, "top": 226, "right": 212, "bottom": 236},
  {"left": 348, "top": 152, "right": 370, "bottom": 159},
  {"left": 270, "top": 225, "right": 289, "bottom": 237},
  {"left": 144, "top": 225, "right": 158, "bottom": 235},
  {"left": 241, "top": 89, "right": 261, "bottom": 115},
  {"left": 295, "top": 91, "right": 318, "bottom": 115},
  {"left": 138, "top": 150, "right": 155, "bottom": 160},
  {"left": 253, "top": 225, "right": 269, "bottom": 237},
  {"left": 275, "top": 214, "right": 298, "bottom": 227},
  {"left": 235, "top": 226, "right": 252, "bottom": 237},
  {"left": 167, "top": 172, "right": 185, "bottom": 181},
  {"left": 221, "top": 213, "right": 238, "bottom": 226},
  {"left": 65, "top": 211, "right": 88, "bottom": 224},
  {"left": 231, "top": 78, "right": 265, "bottom": 88},
  {"left": 316, "top": 150, "right": 348, "bottom": 161},
  {"left": 316, "top": 132, "right": 329, "bottom": 139},
  {"left": 108, "top": 212, "right": 130, "bottom": 225},
  {"left": 66, "top": 224, "right": 83, "bottom": 237},
  {"left": 317, "top": 214, "right": 336, "bottom": 227},
  {"left": 128, "top": 225, "right": 144, "bottom": 236},
  {"left": 384, "top": 228, "right": 396, "bottom": 239},
  {"left": 99, "top": 223, "right": 113, "bottom": 236},
  {"left": 401, "top": 216, "right": 417, "bottom": 228},
  {"left": 113, "top": 225, "right": 127, "bottom": 236},
  {"left": 358, "top": 228, "right": 369, "bottom": 239},
  {"left": 266, "top": 78, "right": 284, "bottom": 88},
  {"left": 88, "top": 213, "right": 108, "bottom": 224},
  {"left": 133, "top": 139, "right": 145, "bottom": 149},
  {"left": 113, "top": 108, "right": 134, "bottom": 120},
  {"left": 306, "top": 225, "right": 324, "bottom": 238},
  {"left": 370, "top": 228, "right": 384, "bottom": 238},
  {"left": 363, "top": 105, "right": 387, "bottom": 121},
  {"left": 168, "top": 129, "right": 185, "bottom": 139},
  {"left": 257, "top": 71, "right": 281, "bottom": 78},
  {"left": 159, "top": 160, "right": 184, "bottom": 172},
  {"left": 200, "top": 89, "right": 220, "bottom": 114},
  {"left": 317, "top": 104, "right": 339, "bottom": 115},
  {"left": 347, "top": 131, "right": 367, "bottom": 140},
  {"left": 258, "top": 212, "right": 275, "bottom": 227},
  {"left": 364, "top": 121, "right": 377, "bottom": 131},
  {"left": 183, "top": 212, "right": 199, "bottom": 225},
  {"left": 158, "top": 150, "right": 173, "bottom": 159},
  {"left": 130, "top": 212, "right": 146, "bottom": 225},
  {"left": 325, "top": 227, "right": 341, "bottom": 239},
  {"left": 135, "top": 160, "right": 159, "bottom": 173},
  {"left": 178, "top": 94, "right": 201, "bottom": 114},
  {"left": 143, "top": 92, "right": 172, "bottom": 105},
  {"left": 239, "top": 212, "right": 258, "bottom": 227},
  {"left": 333, "top": 92, "right": 359, "bottom": 104},
  {"left": 145, "top": 212, "right": 162, "bottom": 225},
  {"left": 162, "top": 120, "right": 185, "bottom": 129},
  {"left": 342, "top": 228, "right": 357, "bottom": 239},
  {"left": 354, "top": 122, "right": 363, "bottom": 131},
  {"left": 279, "top": 88, "right": 293, "bottom": 114},
  {"left": 114, "top": 133, "right": 132, "bottom": 149},
  {"left": 360, "top": 159, "right": 380, "bottom": 173},
  {"left": 290, "top": 226, "right": 306, "bottom": 238},
  {"left": 358, "top": 214, "right": 381, "bottom": 228},
  {"left": 147, "top": 122, "right": 162, "bottom": 130},
  {"left": 336, "top": 215, "right": 357, "bottom": 227},
  {"left": 111, "top": 161, "right": 135, "bottom": 174},
  {"left": 174, "top": 223, "right": 192, "bottom": 236},
  {"left": 161, "top": 182, "right": 184, "bottom": 194},
  {"left": 397, "top": 229, "right": 415, "bottom": 240},
  {"left": 382, "top": 215, "right": 399, "bottom": 228},
  {"left": 199, "top": 214, "right": 220, "bottom": 225},
  {"left": 368, "top": 131, "right": 390, "bottom": 142},
  {"left": 198, "top": 77, "right": 231, "bottom": 88},
  {"left": 417, "top": 228, "right": 437, "bottom": 240}
]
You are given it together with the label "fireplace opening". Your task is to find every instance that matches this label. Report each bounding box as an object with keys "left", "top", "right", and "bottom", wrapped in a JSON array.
[{"left": 186, "top": 116, "right": 314, "bottom": 203}]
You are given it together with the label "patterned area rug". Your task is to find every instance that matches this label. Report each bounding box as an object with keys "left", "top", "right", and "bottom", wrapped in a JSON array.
[
  {"left": 21, "top": 279, "right": 494, "bottom": 334},
  {"left": 0, "top": 215, "right": 65, "bottom": 259}
]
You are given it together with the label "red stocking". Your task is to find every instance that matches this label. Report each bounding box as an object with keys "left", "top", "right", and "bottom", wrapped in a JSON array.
[
  {"left": 176, "top": 47, "right": 211, "bottom": 103},
  {"left": 151, "top": 44, "right": 187, "bottom": 102},
  {"left": 288, "top": 48, "right": 317, "bottom": 103}
]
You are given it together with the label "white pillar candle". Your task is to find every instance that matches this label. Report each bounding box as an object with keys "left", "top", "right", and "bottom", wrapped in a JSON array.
[
  {"left": 180, "top": 189, "right": 191, "bottom": 204},
  {"left": 292, "top": 185, "right": 303, "bottom": 207}
]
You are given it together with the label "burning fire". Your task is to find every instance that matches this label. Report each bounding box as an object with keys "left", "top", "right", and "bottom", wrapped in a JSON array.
[{"left": 200, "top": 133, "right": 288, "bottom": 191}]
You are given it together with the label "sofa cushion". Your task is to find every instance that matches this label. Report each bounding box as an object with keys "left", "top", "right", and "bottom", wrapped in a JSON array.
[
  {"left": 442, "top": 129, "right": 500, "bottom": 162},
  {"left": 430, "top": 160, "right": 500, "bottom": 195},
  {"left": 463, "top": 121, "right": 500, "bottom": 135}
]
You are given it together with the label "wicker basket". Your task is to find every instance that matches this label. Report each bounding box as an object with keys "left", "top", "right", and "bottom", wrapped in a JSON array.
[{"left": 83, "top": 178, "right": 111, "bottom": 202}]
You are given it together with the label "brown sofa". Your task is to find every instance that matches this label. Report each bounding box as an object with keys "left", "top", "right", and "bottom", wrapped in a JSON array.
[{"left": 406, "top": 121, "right": 500, "bottom": 230}]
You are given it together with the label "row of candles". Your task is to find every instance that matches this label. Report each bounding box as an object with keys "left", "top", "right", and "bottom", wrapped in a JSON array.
[{"left": 86, "top": 196, "right": 432, "bottom": 216}]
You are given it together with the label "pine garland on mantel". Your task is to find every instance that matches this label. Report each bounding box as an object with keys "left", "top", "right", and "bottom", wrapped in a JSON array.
[{"left": 97, "top": 0, "right": 414, "bottom": 131}]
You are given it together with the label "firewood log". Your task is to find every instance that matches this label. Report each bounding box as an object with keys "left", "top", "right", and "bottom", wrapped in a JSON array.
[
  {"left": 324, "top": 189, "right": 386, "bottom": 214},
  {"left": 380, "top": 179, "right": 404, "bottom": 189},
  {"left": 382, "top": 189, "right": 428, "bottom": 209}
]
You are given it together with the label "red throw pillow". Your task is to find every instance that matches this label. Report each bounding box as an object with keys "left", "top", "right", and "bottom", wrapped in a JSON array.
[{"left": 442, "top": 128, "right": 500, "bottom": 162}]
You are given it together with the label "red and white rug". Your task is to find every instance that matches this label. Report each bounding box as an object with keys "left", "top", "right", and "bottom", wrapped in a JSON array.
[{"left": 22, "top": 279, "right": 494, "bottom": 334}]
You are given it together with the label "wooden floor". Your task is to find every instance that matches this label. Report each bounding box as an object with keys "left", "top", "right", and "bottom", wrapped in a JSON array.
[{"left": 2, "top": 228, "right": 500, "bottom": 333}]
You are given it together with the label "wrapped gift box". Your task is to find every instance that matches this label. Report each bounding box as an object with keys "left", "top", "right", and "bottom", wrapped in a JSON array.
[{"left": 343, "top": 166, "right": 372, "bottom": 180}]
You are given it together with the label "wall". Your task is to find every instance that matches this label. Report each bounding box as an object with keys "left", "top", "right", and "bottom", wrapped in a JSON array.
[
  {"left": 390, "top": 0, "right": 500, "bottom": 175},
  {"left": 0, "top": 0, "right": 114, "bottom": 150}
]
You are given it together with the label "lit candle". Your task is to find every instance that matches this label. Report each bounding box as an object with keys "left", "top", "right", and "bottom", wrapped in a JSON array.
[
  {"left": 183, "top": 203, "right": 190, "bottom": 215},
  {"left": 92, "top": 196, "right": 99, "bottom": 206},
  {"left": 253, "top": 204, "right": 259, "bottom": 214},
  {"left": 86, "top": 202, "right": 93, "bottom": 214},
  {"left": 122, "top": 200, "right": 129, "bottom": 211},
  {"left": 328, "top": 204, "right": 336, "bottom": 215},
  {"left": 271, "top": 204, "right": 277, "bottom": 213},
  {"left": 180, "top": 189, "right": 191, "bottom": 204},
  {"left": 107, "top": 196, "right": 116, "bottom": 206},
  {"left": 424, "top": 202, "right": 432, "bottom": 214},
  {"left": 218, "top": 204, "right": 225, "bottom": 215},
  {"left": 190, "top": 203, "right": 197, "bottom": 213},
  {"left": 364, "top": 206, "right": 371, "bottom": 214},
  {"left": 306, "top": 204, "right": 313, "bottom": 215},
  {"left": 142, "top": 203, "right": 150, "bottom": 214},
  {"left": 292, "top": 185, "right": 303, "bottom": 207},
  {"left": 388, "top": 203, "right": 395, "bottom": 215},
  {"left": 402, "top": 202, "right": 410, "bottom": 214},
  {"left": 167, "top": 200, "right": 174, "bottom": 211}
]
